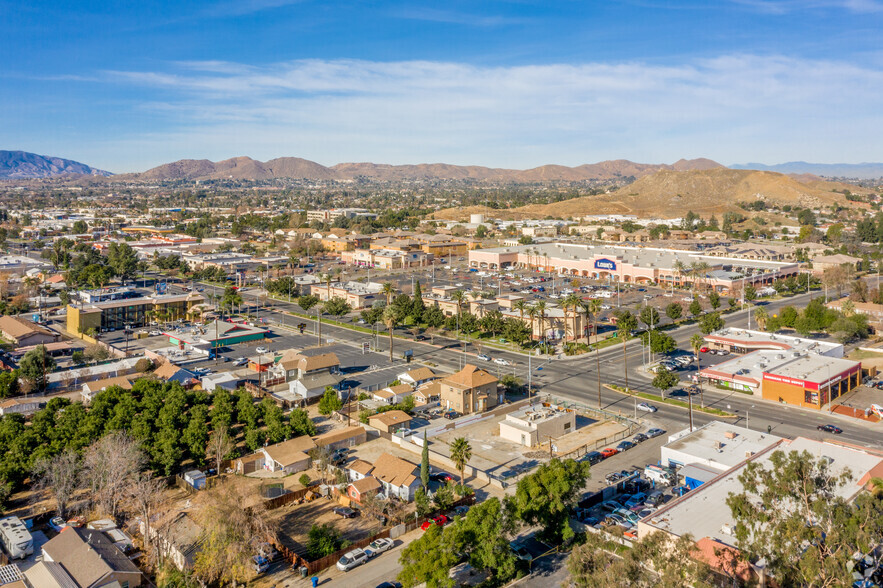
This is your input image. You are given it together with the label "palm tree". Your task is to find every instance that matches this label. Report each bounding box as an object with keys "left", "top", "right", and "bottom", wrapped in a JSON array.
[
  {"left": 513, "top": 299, "right": 527, "bottom": 323},
  {"left": 690, "top": 333, "right": 706, "bottom": 408},
  {"left": 616, "top": 311, "right": 638, "bottom": 391},
  {"left": 383, "top": 306, "right": 398, "bottom": 362},
  {"left": 672, "top": 260, "right": 687, "bottom": 293},
  {"left": 753, "top": 306, "right": 770, "bottom": 331},
  {"left": 323, "top": 272, "right": 333, "bottom": 299},
  {"left": 450, "top": 437, "right": 472, "bottom": 489},
  {"left": 531, "top": 301, "right": 547, "bottom": 345},
  {"left": 562, "top": 293, "right": 582, "bottom": 341},
  {"left": 450, "top": 289, "right": 466, "bottom": 319},
  {"left": 381, "top": 282, "right": 396, "bottom": 306}
]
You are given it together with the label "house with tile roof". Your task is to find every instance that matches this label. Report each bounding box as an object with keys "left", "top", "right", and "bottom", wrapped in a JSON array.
[
  {"left": 397, "top": 366, "right": 438, "bottom": 387},
  {"left": 372, "top": 384, "right": 413, "bottom": 405},
  {"left": 439, "top": 364, "right": 501, "bottom": 415}
]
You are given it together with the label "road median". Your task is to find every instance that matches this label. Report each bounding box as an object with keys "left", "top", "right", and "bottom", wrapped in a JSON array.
[{"left": 603, "top": 384, "right": 737, "bottom": 418}]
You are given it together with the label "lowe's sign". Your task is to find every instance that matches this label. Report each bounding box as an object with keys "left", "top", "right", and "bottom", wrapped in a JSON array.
[{"left": 594, "top": 258, "right": 617, "bottom": 271}]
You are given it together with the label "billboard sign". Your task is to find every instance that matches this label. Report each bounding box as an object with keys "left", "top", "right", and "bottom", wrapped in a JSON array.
[{"left": 594, "top": 258, "right": 616, "bottom": 271}]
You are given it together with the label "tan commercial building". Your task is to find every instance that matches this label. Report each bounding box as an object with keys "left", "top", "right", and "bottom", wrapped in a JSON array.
[
  {"left": 66, "top": 293, "right": 205, "bottom": 334},
  {"left": 309, "top": 281, "right": 384, "bottom": 309},
  {"left": 499, "top": 404, "right": 576, "bottom": 447},
  {"left": 0, "top": 315, "right": 59, "bottom": 347},
  {"left": 440, "top": 364, "right": 500, "bottom": 415}
]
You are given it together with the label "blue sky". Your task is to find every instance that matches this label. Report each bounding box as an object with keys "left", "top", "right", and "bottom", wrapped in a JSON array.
[{"left": 3, "top": 0, "right": 883, "bottom": 172}]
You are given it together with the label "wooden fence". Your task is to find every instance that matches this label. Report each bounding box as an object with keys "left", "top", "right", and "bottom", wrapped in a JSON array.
[{"left": 263, "top": 486, "right": 312, "bottom": 510}]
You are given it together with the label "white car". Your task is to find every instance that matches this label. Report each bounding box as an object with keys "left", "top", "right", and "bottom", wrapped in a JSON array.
[
  {"left": 337, "top": 548, "right": 368, "bottom": 571},
  {"left": 364, "top": 538, "right": 394, "bottom": 558},
  {"left": 477, "top": 353, "right": 491, "bottom": 361},
  {"left": 493, "top": 358, "right": 510, "bottom": 366},
  {"left": 255, "top": 346, "right": 269, "bottom": 354},
  {"left": 149, "top": 330, "right": 162, "bottom": 336},
  {"left": 637, "top": 402, "right": 658, "bottom": 413},
  {"left": 233, "top": 357, "right": 248, "bottom": 366}
]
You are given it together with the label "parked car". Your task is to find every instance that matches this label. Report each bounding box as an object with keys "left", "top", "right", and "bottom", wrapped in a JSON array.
[
  {"left": 604, "top": 513, "right": 633, "bottom": 529},
  {"left": 443, "top": 411, "right": 460, "bottom": 420},
  {"left": 614, "top": 508, "right": 640, "bottom": 525},
  {"left": 699, "top": 346, "right": 709, "bottom": 353},
  {"left": 647, "top": 428, "right": 666, "bottom": 438},
  {"left": 337, "top": 548, "right": 368, "bottom": 571},
  {"left": 430, "top": 472, "right": 454, "bottom": 483},
  {"left": 255, "top": 346, "right": 269, "bottom": 354},
  {"left": 600, "top": 447, "right": 618, "bottom": 459},
  {"left": 817, "top": 424, "right": 843, "bottom": 434},
  {"left": 632, "top": 433, "right": 648, "bottom": 443},
  {"left": 635, "top": 507, "right": 657, "bottom": 519},
  {"left": 333, "top": 507, "right": 358, "bottom": 518},
  {"left": 616, "top": 440, "right": 635, "bottom": 452},
  {"left": 605, "top": 472, "right": 623, "bottom": 484},
  {"left": 233, "top": 357, "right": 248, "bottom": 366},
  {"left": 453, "top": 505, "right": 470, "bottom": 517},
  {"left": 599, "top": 500, "right": 623, "bottom": 513},
  {"left": 476, "top": 353, "right": 491, "bottom": 361},
  {"left": 49, "top": 517, "right": 67, "bottom": 533},
  {"left": 625, "top": 493, "right": 647, "bottom": 509},
  {"left": 421, "top": 515, "right": 448, "bottom": 530},
  {"left": 364, "top": 538, "right": 394, "bottom": 558},
  {"left": 580, "top": 451, "right": 603, "bottom": 465},
  {"left": 636, "top": 402, "right": 657, "bottom": 413}
]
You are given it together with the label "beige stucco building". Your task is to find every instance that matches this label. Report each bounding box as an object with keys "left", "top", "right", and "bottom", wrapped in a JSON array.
[
  {"left": 439, "top": 364, "right": 500, "bottom": 414},
  {"left": 498, "top": 405, "right": 576, "bottom": 447}
]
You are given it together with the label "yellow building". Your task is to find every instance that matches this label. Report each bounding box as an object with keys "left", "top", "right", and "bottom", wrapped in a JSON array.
[{"left": 66, "top": 293, "right": 205, "bottom": 334}]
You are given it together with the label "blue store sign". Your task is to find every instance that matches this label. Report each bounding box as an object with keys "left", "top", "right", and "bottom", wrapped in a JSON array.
[{"left": 594, "top": 258, "right": 617, "bottom": 271}]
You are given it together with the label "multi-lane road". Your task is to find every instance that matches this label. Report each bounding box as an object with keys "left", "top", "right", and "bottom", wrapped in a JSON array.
[{"left": 202, "top": 281, "right": 882, "bottom": 451}]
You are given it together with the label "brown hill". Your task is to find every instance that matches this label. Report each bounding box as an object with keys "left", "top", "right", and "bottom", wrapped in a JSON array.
[
  {"left": 129, "top": 157, "right": 724, "bottom": 182},
  {"left": 432, "top": 168, "right": 870, "bottom": 221}
]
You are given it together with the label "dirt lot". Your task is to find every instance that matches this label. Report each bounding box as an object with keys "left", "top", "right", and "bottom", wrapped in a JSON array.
[{"left": 269, "top": 495, "right": 384, "bottom": 555}]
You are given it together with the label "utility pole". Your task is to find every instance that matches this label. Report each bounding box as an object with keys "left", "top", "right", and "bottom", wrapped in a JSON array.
[{"left": 596, "top": 344, "right": 602, "bottom": 411}]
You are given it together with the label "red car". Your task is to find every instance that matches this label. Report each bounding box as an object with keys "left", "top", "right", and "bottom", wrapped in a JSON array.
[
  {"left": 699, "top": 347, "right": 709, "bottom": 353},
  {"left": 420, "top": 515, "right": 448, "bottom": 531},
  {"left": 600, "top": 448, "right": 618, "bottom": 459}
]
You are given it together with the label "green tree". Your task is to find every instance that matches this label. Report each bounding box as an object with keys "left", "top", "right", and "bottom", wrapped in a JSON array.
[
  {"left": 689, "top": 298, "right": 702, "bottom": 317},
  {"left": 383, "top": 306, "right": 398, "bottom": 362},
  {"left": 423, "top": 305, "right": 444, "bottom": 328},
  {"left": 18, "top": 345, "right": 56, "bottom": 393},
  {"left": 317, "top": 386, "right": 342, "bottom": 416},
  {"left": 289, "top": 408, "right": 317, "bottom": 436},
  {"left": 306, "top": 523, "right": 347, "bottom": 559},
  {"left": 72, "top": 220, "right": 88, "bottom": 234},
  {"left": 297, "top": 294, "right": 319, "bottom": 313},
  {"left": 641, "top": 329, "right": 677, "bottom": 354},
  {"left": 652, "top": 368, "right": 679, "bottom": 398},
  {"left": 450, "top": 437, "right": 472, "bottom": 489},
  {"left": 421, "top": 431, "right": 430, "bottom": 489},
  {"left": 398, "top": 524, "right": 457, "bottom": 588},
  {"left": 433, "top": 481, "right": 455, "bottom": 511},
  {"left": 708, "top": 290, "right": 720, "bottom": 309},
  {"left": 665, "top": 302, "right": 683, "bottom": 322},
  {"left": 107, "top": 242, "right": 140, "bottom": 283},
  {"left": 183, "top": 406, "right": 209, "bottom": 465},
  {"left": 0, "top": 370, "right": 20, "bottom": 399},
  {"left": 221, "top": 286, "right": 243, "bottom": 313},
  {"left": 698, "top": 311, "right": 725, "bottom": 334},
  {"left": 743, "top": 284, "right": 757, "bottom": 302},
  {"left": 506, "top": 458, "right": 590, "bottom": 543},
  {"left": 448, "top": 497, "right": 517, "bottom": 583},
  {"left": 779, "top": 305, "right": 799, "bottom": 327},
  {"left": 411, "top": 280, "right": 425, "bottom": 322},
  {"left": 727, "top": 449, "right": 883, "bottom": 588},
  {"left": 638, "top": 305, "right": 660, "bottom": 330},
  {"left": 322, "top": 296, "right": 352, "bottom": 318}
]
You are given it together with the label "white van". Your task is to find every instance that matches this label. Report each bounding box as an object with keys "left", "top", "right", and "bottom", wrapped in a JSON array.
[
  {"left": 644, "top": 465, "right": 675, "bottom": 486},
  {"left": 337, "top": 548, "right": 368, "bottom": 571}
]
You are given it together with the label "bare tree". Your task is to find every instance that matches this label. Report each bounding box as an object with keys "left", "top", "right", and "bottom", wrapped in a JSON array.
[
  {"left": 207, "top": 426, "right": 234, "bottom": 474},
  {"left": 127, "top": 471, "right": 168, "bottom": 562},
  {"left": 82, "top": 431, "right": 146, "bottom": 520},
  {"left": 192, "top": 479, "right": 276, "bottom": 586},
  {"left": 309, "top": 445, "right": 333, "bottom": 485},
  {"left": 33, "top": 449, "right": 80, "bottom": 518}
]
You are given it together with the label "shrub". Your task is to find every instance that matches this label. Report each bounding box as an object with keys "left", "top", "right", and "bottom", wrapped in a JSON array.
[{"left": 299, "top": 473, "right": 311, "bottom": 487}]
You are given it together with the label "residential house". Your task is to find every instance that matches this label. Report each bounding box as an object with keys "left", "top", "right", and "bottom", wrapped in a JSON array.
[
  {"left": 281, "top": 351, "right": 342, "bottom": 400},
  {"left": 41, "top": 527, "right": 143, "bottom": 587},
  {"left": 368, "top": 410, "right": 412, "bottom": 433},
  {"left": 372, "top": 384, "right": 413, "bottom": 405},
  {"left": 414, "top": 381, "right": 441, "bottom": 405},
  {"left": 397, "top": 366, "right": 438, "bottom": 387},
  {"left": 370, "top": 453, "right": 421, "bottom": 501},
  {"left": 439, "top": 364, "right": 500, "bottom": 415},
  {"left": 0, "top": 315, "right": 59, "bottom": 347},
  {"left": 313, "top": 426, "right": 367, "bottom": 452},
  {"left": 0, "top": 397, "right": 46, "bottom": 417},
  {"left": 347, "top": 477, "right": 382, "bottom": 505},
  {"left": 257, "top": 435, "right": 317, "bottom": 474},
  {"left": 345, "top": 459, "right": 375, "bottom": 482},
  {"left": 143, "top": 512, "right": 203, "bottom": 571},
  {"left": 81, "top": 376, "right": 136, "bottom": 404}
]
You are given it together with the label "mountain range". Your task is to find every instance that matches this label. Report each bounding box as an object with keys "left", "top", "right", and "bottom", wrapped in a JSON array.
[
  {"left": 124, "top": 155, "right": 724, "bottom": 182},
  {"left": 730, "top": 161, "right": 883, "bottom": 180},
  {"left": 0, "top": 151, "right": 112, "bottom": 179}
]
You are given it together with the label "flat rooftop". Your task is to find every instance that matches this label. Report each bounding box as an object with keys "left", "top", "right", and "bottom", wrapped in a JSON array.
[
  {"left": 643, "top": 437, "right": 883, "bottom": 545},
  {"left": 474, "top": 243, "right": 795, "bottom": 272},
  {"left": 701, "top": 349, "right": 860, "bottom": 387},
  {"left": 663, "top": 421, "right": 783, "bottom": 471},
  {"left": 705, "top": 328, "right": 842, "bottom": 356},
  {"left": 505, "top": 405, "right": 573, "bottom": 426}
]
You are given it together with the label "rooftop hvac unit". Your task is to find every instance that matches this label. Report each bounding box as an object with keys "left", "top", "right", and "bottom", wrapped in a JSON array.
[
  {"left": 793, "top": 352, "right": 801, "bottom": 357},
  {"left": 745, "top": 451, "right": 755, "bottom": 458},
  {"left": 776, "top": 354, "right": 785, "bottom": 360},
  {"left": 720, "top": 523, "right": 734, "bottom": 535},
  {"left": 724, "top": 431, "right": 737, "bottom": 439}
]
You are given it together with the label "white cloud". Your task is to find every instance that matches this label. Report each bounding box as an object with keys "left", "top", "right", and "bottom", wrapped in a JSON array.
[
  {"left": 97, "top": 55, "right": 883, "bottom": 171},
  {"left": 731, "top": 0, "right": 883, "bottom": 13}
]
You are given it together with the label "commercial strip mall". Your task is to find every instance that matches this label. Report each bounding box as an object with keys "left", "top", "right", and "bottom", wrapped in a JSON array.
[
  {"left": 468, "top": 243, "right": 799, "bottom": 295},
  {"left": 699, "top": 328, "right": 862, "bottom": 410}
]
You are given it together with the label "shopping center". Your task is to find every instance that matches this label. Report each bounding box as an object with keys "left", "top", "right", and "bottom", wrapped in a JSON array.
[{"left": 468, "top": 243, "right": 799, "bottom": 295}]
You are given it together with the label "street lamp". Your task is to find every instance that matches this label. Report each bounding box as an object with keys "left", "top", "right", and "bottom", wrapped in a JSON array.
[{"left": 746, "top": 404, "right": 755, "bottom": 430}]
